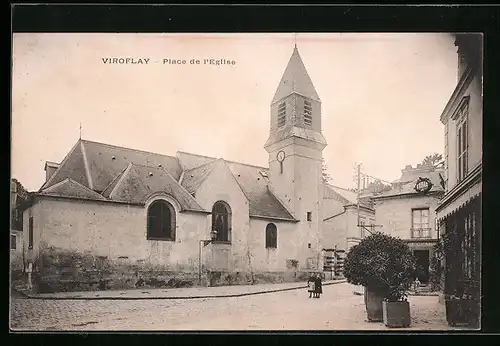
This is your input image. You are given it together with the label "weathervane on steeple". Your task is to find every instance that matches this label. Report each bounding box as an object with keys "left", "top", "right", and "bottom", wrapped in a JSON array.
[
  {"left": 79, "top": 122, "right": 82, "bottom": 139},
  {"left": 294, "top": 33, "right": 297, "bottom": 48}
]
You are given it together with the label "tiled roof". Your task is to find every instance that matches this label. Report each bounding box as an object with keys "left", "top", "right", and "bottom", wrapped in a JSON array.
[
  {"left": 40, "top": 178, "right": 107, "bottom": 201},
  {"left": 325, "top": 184, "right": 373, "bottom": 209},
  {"left": 271, "top": 46, "right": 320, "bottom": 104},
  {"left": 42, "top": 140, "right": 183, "bottom": 193},
  {"left": 108, "top": 163, "right": 205, "bottom": 211},
  {"left": 41, "top": 141, "right": 89, "bottom": 191},
  {"left": 375, "top": 170, "right": 445, "bottom": 198},
  {"left": 181, "top": 160, "right": 219, "bottom": 194},
  {"left": 82, "top": 140, "right": 182, "bottom": 192},
  {"left": 326, "top": 185, "right": 358, "bottom": 205},
  {"left": 176, "top": 151, "right": 217, "bottom": 171},
  {"left": 176, "top": 151, "right": 296, "bottom": 221},
  {"left": 225, "top": 161, "right": 295, "bottom": 221},
  {"left": 324, "top": 184, "right": 351, "bottom": 204},
  {"left": 38, "top": 139, "right": 301, "bottom": 220},
  {"left": 101, "top": 165, "right": 128, "bottom": 198},
  {"left": 265, "top": 125, "right": 327, "bottom": 148}
]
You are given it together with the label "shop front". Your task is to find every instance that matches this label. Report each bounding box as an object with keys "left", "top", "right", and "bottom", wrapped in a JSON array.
[{"left": 436, "top": 176, "right": 481, "bottom": 329}]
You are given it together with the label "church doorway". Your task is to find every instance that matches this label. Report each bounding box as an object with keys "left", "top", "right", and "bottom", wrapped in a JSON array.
[{"left": 413, "top": 250, "right": 430, "bottom": 284}]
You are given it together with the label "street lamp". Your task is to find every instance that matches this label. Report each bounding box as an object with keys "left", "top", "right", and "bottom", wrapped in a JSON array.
[{"left": 199, "top": 229, "right": 218, "bottom": 285}]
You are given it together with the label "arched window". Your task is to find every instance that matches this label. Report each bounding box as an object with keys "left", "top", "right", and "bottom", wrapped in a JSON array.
[
  {"left": 266, "top": 223, "right": 277, "bottom": 249},
  {"left": 212, "top": 201, "right": 231, "bottom": 242},
  {"left": 147, "top": 200, "right": 175, "bottom": 241}
]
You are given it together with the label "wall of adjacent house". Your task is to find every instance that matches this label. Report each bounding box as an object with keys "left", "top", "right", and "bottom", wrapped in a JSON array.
[
  {"left": 345, "top": 207, "right": 375, "bottom": 250},
  {"left": 322, "top": 206, "right": 375, "bottom": 252},
  {"left": 10, "top": 230, "right": 24, "bottom": 271},
  {"left": 323, "top": 213, "right": 348, "bottom": 251},
  {"left": 322, "top": 197, "right": 345, "bottom": 221},
  {"left": 445, "top": 73, "right": 482, "bottom": 191},
  {"left": 23, "top": 202, "right": 43, "bottom": 264},
  {"left": 374, "top": 195, "right": 441, "bottom": 240}
]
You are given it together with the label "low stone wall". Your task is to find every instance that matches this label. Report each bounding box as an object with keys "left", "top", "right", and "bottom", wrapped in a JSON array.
[
  {"left": 207, "top": 270, "right": 312, "bottom": 287},
  {"left": 30, "top": 247, "right": 317, "bottom": 293},
  {"left": 31, "top": 247, "right": 200, "bottom": 293}
]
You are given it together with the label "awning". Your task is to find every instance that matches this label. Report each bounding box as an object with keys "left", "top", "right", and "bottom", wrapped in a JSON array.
[{"left": 436, "top": 180, "right": 481, "bottom": 221}]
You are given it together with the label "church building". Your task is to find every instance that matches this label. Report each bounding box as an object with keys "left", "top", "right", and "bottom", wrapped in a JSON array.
[{"left": 21, "top": 46, "right": 359, "bottom": 292}]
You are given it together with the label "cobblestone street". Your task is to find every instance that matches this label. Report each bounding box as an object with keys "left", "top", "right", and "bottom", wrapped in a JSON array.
[{"left": 10, "top": 283, "right": 454, "bottom": 331}]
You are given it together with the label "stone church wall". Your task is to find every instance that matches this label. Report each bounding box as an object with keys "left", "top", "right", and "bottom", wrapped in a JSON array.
[
  {"left": 246, "top": 218, "right": 298, "bottom": 272},
  {"left": 25, "top": 197, "right": 209, "bottom": 293},
  {"left": 23, "top": 196, "right": 314, "bottom": 293}
]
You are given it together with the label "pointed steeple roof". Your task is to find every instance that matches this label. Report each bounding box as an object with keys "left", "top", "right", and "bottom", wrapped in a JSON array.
[{"left": 271, "top": 46, "right": 320, "bottom": 104}]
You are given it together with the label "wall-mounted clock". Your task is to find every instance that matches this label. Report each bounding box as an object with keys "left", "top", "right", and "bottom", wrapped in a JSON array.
[{"left": 277, "top": 150, "right": 285, "bottom": 163}]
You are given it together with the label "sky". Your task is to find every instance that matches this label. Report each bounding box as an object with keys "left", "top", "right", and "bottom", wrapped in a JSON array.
[{"left": 12, "top": 33, "right": 458, "bottom": 192}]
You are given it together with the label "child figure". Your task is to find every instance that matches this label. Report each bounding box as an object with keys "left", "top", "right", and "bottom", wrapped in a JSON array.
[
  {"left": 413, "top": 277, "right": 421, "bottom": 292},
  {"left": 307, "top": 274, "right": 316, "bottom": 298}
]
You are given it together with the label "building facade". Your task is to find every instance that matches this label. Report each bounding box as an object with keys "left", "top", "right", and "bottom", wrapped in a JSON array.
[
  {"left": 435, "top": 34, "right": 482, "bottom": 328},
  {"left": 19, "top": 46, "right": 353, "bottom": 292},
  {"left": 11, "top": 179, "right": 26, "bottom": 272},
  {"left": 322, "top": 184, "right": 375, "bottom": 277},
  {"left": 372, "top": 164, "right": 445, "bottom": 284}
]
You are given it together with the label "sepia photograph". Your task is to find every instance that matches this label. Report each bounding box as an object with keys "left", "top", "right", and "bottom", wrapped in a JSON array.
[{"left": 10, "top": 32, "right": 482, "bottom": 331}]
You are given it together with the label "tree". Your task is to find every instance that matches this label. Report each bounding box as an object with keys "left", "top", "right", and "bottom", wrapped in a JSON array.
[
  {"left": 421, "top": 153, "right": 444, "bottom": 168},
  {"left": 344, "top": 232, "right": 417, "bottom": 301},
  {"left": 322, "top": 158, "right": 332, "bottom": 184},
  {"left": 11, "top": 178, "right": 29, "bottom": 231}
]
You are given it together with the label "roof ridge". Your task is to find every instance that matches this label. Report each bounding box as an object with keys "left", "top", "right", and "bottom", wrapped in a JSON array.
[
  {"left": 225, "top": 160, "right": 268, "bottom": 170},
  {"left": 184, "top": 159, "right": 219, "bottom": 173},
  {"left": 81, "top": 139, "right": 176, "bottom": 159},
  {"left": 120, "top": 161, "right": 205, "bottom": 210},
  {"left": 41, "top": 178, "right": 71, "bottom": 193},
  {"left": 40, "top": 139, "right": 82, "bottom": 191},
  {"left": 327, "top": 184, "right": 353, "bottom": 192},
  {"left": 109, "top": 163, "right": 134, "bottom": 200},
  {"left": 41, "top": 178, "right": 107, "bottom": 200},
  {"left": 66, "top": 178, "right": 107, "bottom": 199},
  {"left": 176, "top": 151, "right": 217, "bottom": 161},
  {"left": 127, "top": 162, "right": 173, "bottom": 170},
  {"left": 101, "top": 165, "right": 129, "bottom": 196},
  {"left": 176, "top": 150, "right": 268, "bottom": 170}
]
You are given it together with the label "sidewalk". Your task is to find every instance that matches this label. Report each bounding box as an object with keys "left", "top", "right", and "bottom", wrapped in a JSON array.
[{"left": 17, "top": 279, "right": 347, "bottom": 300}]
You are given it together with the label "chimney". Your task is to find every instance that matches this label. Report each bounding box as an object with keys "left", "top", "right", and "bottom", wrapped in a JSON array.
[{"left": 44, "top": 161, "right": 60, "bottom": 182}]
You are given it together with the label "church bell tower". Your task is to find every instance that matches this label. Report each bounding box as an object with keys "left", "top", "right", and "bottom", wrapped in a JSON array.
[{"left": 264, "top": 45, "right": 327, "bottom": 269}]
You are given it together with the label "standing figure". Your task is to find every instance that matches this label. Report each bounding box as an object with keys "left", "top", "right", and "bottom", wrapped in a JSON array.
[
  {"left": 413, "top": 277, "right": 421, "bottom": 293},
  {"left": 314, "top": 273, "right": 323, "bottom": 298},
  {"left": 307, "top": 274, "right": 316, "bottom": 298}
]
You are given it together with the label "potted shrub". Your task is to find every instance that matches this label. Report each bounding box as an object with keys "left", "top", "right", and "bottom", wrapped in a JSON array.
[
  {"left": 344, "top": 232, "right": 416, "bottom": 326},
  {"left": 445, "top": 289, "right": 479, "bottom": 328}
]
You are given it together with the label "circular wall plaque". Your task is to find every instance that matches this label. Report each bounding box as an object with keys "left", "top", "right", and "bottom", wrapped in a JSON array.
[{"left": 414, "top": 177, "right": 433, "bottom": 193}]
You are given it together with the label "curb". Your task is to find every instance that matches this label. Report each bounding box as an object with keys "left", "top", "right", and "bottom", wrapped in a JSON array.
[
  {"left": 11, "top": 288, "right": 31, "bottom": 299},
  {"left": 20, "top": 279, "right": 347, "bottom": 301}
]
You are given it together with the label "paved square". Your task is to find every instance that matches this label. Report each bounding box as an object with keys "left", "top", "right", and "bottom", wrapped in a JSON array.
[{"left": 10, "top": 283, "right": 453, "bottom": 331}]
